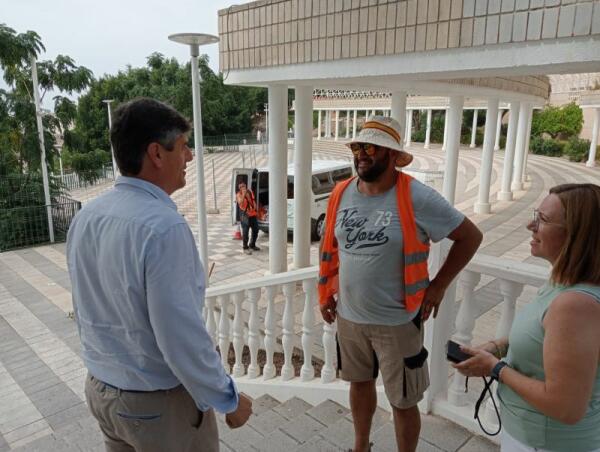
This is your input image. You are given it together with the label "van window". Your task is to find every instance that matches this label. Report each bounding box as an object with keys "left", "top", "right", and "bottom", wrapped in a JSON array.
[
  {"left": 312, "top": 172, "right": 334, "bottom": 195},
  {"left": 331, "top": 167, "right": 353, "bottom": 183}
]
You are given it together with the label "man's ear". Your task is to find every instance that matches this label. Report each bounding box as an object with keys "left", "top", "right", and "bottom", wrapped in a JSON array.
[{"left": 146, "top": 142, "right": 163, "bottom": 169}]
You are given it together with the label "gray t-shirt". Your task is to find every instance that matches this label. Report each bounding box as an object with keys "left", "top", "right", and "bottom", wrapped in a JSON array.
[{"left": 335, "top": 177, "right": 464, "bottom": 326}]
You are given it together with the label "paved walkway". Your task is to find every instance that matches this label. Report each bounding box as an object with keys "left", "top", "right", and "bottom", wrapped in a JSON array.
[{"left": 0, "top": 141, "right": 598, "bottom": 451}]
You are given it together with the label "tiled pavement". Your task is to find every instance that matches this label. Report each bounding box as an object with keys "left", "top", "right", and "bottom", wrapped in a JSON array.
[{"left": 0, "top": 141, "right": 599, "bottom": 451}]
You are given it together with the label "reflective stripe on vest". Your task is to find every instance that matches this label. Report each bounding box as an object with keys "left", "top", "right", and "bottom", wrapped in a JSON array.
[{"left": 318, "top": 172, "right": 430, "bottom": 312}]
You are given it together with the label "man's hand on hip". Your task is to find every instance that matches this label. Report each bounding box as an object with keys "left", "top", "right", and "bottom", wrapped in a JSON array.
[
  {"left": 225, "top": 393, "right": 253, "bottom": 429},
  {"left": 421, "top": 279, "right": 447, "bottom": 321},
  {"left": 320, "top": 296, "right": 337, "bottom": 324}
]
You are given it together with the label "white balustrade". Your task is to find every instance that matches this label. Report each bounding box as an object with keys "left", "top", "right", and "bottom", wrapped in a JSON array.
[
  {"left": 247, "top": 288, "right": 261, "bottom": 379},
  {"left": 218, "top": 294, "right": 231, "bottom": 373},
  {"left": 484, "top": 278, "right": 525, "bottom": 425},
  {"left": 204, "top": 296, "right": 217, "bottom": 345},
  {"left": 263, "top": 285, "right": 278, "bottom": 380},
  {"left": 200, "top": 254, "right": 548, "bottom": 436},
  {"left": 281, "top": 282, "right": 296, "bottom": 381},
  {"left": 448, "top": 270, "right": 481, "bottom": 406},
  {"left": 300, "top": 278, "right": 316, "bottom": 381},
  {"left": 321, "top": 320, "right": 337, "bottom": 383},
  {"left": 231, "top": 291, "right": 245, "bottom": 377}
]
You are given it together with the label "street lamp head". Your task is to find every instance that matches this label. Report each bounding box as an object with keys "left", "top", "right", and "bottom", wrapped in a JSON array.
[{"left": 168, "top": 33, "right": 219, "bottom": 46}]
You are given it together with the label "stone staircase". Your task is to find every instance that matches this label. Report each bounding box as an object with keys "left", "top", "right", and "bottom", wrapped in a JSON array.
[{"left": 218, "top": 395, "right": 499, "bottom": 452}]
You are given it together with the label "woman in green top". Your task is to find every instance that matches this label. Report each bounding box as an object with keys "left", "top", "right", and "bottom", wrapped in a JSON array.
[{"left": 454, "top": 183, "right": 600, "bottom": 452}]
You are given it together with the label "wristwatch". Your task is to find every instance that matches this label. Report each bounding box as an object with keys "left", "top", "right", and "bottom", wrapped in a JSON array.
[{"left": 491, "top": 361, "right": 509, "bottom": 381}]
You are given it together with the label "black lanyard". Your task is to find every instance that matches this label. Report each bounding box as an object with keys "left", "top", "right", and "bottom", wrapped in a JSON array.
[{"left": 465, "top": 376, "right": 502, "bottom": 436}]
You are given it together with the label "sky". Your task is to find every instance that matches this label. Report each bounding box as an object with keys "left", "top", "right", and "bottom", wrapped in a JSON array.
[{"left": 2, "top": 0, "right": 236, "bottom": 106}]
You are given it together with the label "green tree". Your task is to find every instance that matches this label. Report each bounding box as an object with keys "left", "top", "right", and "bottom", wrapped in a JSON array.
[
  {"left": 71, "top": 52, "right": 267, "bottom": 155},
  {"left": 531, "top": 102, "right": 583, "bottom": 140},
  {"left": 0, "top": 24, "right": 93, "bottom": 176}
]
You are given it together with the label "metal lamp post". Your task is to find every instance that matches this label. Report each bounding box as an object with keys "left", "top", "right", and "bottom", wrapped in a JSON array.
[
  {"left": 31, "top": 56, "right": 55, "bottom": 243},
  {"left": 168, "top": 32, "right": 219, "bottom": 279},
  {"left": 102, "top": 99, "right": 118, "bottom": 179}
]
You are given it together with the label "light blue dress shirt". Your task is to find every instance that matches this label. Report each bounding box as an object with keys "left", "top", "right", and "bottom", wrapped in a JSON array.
[{"left": 67, "top": 176, "right": 238, "bottom": 413}]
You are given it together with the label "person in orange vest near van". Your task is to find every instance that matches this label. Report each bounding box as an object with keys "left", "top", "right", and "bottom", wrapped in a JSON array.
[
  {"left": 236, "top": 181, "right": 260, "bottom": 254},
  {"left": 318, "top": 116, "right": 483, "bottom": 452}
]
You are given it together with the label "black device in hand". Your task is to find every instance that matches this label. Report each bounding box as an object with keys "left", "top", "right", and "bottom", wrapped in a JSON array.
[{"left": 446, "top": 340, "right": 472, "bottom": 363}]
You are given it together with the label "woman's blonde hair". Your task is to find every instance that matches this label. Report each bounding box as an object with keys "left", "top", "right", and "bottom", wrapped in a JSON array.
[{"left": 549, "top": 183, "right": 600, "bottom": 286}]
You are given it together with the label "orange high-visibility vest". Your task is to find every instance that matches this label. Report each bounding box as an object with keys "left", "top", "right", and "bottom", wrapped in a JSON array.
[
  {"left": 318, "top": 172, "right": 430, "bottom": 313},
  {"left": 237, "top": 190, "right": 257, "bottom": 217}
]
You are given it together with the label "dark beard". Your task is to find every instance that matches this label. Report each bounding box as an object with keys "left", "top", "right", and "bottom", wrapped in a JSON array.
[{"left": 354, "top": 150, "right": 390, "bottom": 182}]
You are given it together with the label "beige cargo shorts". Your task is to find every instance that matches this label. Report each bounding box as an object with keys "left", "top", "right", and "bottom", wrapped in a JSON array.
[{"left": 336, "top": 314, "right": 430, "bottom": 409}]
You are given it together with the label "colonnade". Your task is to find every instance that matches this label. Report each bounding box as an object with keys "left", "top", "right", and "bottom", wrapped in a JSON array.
[
  {"left": 315, "top": 106, "right": 509, "bottom": 154},
  {"left": 268, "top": 87, "right": 537, "bottom": 273}
]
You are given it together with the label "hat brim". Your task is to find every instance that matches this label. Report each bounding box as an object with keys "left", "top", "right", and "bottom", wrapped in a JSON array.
[{"left": 345, "top": 139, "right": 414, "bottom": 167}]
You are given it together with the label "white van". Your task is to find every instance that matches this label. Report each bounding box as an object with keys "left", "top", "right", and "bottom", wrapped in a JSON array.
[{"left": 231, "top": 160, "right": 354, "bottom": 241}]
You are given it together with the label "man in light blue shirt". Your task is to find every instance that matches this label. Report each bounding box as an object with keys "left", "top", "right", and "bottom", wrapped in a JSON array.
[{"left": 67, "top": 98, "right": 251, "bottom": 452}]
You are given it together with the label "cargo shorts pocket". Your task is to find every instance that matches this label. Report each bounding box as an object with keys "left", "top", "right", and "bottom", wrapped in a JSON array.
[
  {"left": 402, "top": 347, "right": 429, "bottom": 400},
  {"left": 404, "top": 347, "right": 428, "bottom": 370}
]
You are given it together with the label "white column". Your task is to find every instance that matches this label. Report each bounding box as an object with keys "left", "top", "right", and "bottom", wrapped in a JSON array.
[
  {"left": 352, "top": 110, "right": 357, "bottom": 138},
  {"left": 317, "top": 110, "right": 322, "bottom": 140},
  {"left": 441, "top": 96, "right": 464, "bottom": 204},
  {"left": 475, "top": 98, "right": 500, "bottom": 214},
  {"left": 268, "top": 85, "right": 288, "bottom": 274},
  {"left": 587, "top": 108, "right": 600, "bottom": 167},
  {"left": 391, "top": 91, "right": 407, "bottom": 141},
  {"left": 511, "top": 102, "right": 530, "bottom": 191},
  {"left": 423, "top": 97, "right": 463, "bottom": 413},
  {"left": 424, "top": 109, "right": 432, "bottom": 149},
  {"left": 334, "top": 110, "right": 339, "bottom": 141},
  {"left": 521, "top": 107, "right": 533, "bottom": 183},
  {"left": 498, "top": 101, "right": 520, "bottom": 201},
  {"left": 345, "top": 109, "right": 350, "bottom": 138},
  {"left": 470, "top": 109, "right": 478, "bottom": 148},
  {"left": 293, "top": 86, "right": 313, "bottom": 269},
  {"left": 405, "top": 109, "right": 413, "bottom": 147},
  {"left": 494, "top": 109, "right": 503, "bottom": 151},
  {"left": 325, "top": 111, "right": 330, "bottom": 137},
  {"left": 442, "top": 109, "right": 449, "bottom": 151}
]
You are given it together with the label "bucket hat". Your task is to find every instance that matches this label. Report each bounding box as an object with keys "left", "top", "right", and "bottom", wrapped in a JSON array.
[{"left": 346, "top": 115, "right": 413, "bottom": 167}]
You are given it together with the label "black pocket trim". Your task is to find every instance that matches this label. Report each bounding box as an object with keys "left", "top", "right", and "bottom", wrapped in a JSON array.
[
  {"left": 404, "top": 347, "right": 428, "bottom": 370},
  {"left": 336, "top": 333, "right": 342, "bottom": 371},
  {"left": 194, "top": 410, "right": 204, "bottom": 429},
  {"left": 412, "top": 311, "right": 422, "bottom": 331}
]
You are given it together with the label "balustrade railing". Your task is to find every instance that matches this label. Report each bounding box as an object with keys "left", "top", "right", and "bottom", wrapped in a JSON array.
[{"left": 204, "top": 253, "right": 549, "bottom": 434}]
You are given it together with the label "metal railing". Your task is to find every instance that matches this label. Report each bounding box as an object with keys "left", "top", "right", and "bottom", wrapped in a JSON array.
[
  {"left": 0, "top": 196, "right": 81, "bottom": 252},
  {"left": 53, "top": 166, "right": 115, "bottom": 191}
]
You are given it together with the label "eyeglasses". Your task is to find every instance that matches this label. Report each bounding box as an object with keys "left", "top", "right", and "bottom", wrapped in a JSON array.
[
  {"left": 532, "top": 209, "right": 565, "bottom": 230},
  {"left": 350, "top": 143, "right": 378, "bottom": 157}
]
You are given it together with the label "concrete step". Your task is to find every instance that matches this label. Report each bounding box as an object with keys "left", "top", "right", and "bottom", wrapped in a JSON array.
[{"left": 219, "top": 395, "right": 500, "bottom": 452}]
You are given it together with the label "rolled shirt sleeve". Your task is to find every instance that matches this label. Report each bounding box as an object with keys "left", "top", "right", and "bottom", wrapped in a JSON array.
[{"left": 145, "top": 223, "right": 239, "bottom": 413}]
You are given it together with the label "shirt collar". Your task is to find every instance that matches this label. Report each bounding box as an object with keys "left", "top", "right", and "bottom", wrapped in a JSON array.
[{"left": 115, "top": 176, "right": 178, "bottom": 211}]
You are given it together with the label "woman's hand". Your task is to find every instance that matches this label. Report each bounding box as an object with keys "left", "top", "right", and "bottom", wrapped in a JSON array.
[{"left": 452, "top": 345, "right": 500, "bottom": 378}]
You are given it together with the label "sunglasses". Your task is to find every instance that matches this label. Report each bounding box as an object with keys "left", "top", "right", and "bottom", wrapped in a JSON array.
[{"left": 350, "top": 143, "right": 379, "bottom": 157}]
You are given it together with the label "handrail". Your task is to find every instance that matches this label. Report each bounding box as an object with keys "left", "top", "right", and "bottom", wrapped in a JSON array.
[
  {"left": 206, "top": 265, "right": 318, "bottom": 297},
  {"left": 206, "top": 254, "right": 549, "bottom": 296}
]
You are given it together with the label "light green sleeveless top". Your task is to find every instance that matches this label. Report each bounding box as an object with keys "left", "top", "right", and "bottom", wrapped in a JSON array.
[{"left": 498, "top": 283, "right": 600, "bottom": 451}]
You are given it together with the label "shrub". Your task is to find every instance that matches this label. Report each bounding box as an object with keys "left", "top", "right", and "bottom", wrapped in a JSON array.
[
  {"left": 563, "top": 137, "right": 590, "bottom": 162},
  {"left": 530, "top": 136, "right": 563, "bottom": 157},
  {"left": 70, "top": 149, "right": 112, "bottom": 183},
  {"left": 531, "top": 102, "right": 583, "bottom": 140}
]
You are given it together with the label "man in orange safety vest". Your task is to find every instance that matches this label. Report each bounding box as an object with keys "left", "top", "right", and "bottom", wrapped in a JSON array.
[{"left": 318, "top": 116, "right": 482, "bottom": 452}]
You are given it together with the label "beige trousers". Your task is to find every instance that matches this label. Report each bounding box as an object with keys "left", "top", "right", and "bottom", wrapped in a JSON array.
[{"left": 85, "top": 373, "right": 219, "bottom": 452}]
